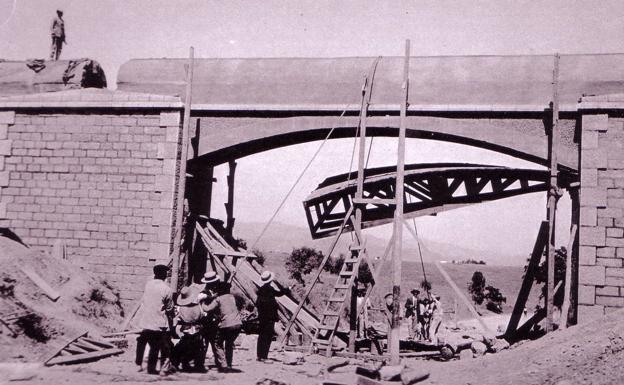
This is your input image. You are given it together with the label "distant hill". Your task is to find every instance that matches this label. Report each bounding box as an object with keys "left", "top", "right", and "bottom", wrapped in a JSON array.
[{"left": 234, "top": 221, "right": 525, "bottom": 266}]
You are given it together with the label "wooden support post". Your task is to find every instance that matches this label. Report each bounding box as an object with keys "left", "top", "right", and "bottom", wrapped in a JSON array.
[
  {"left": 225, "top": 160, "right": 237, "bottom": 237},
  {"left": 349, "top": 56, "right": 380, "bottom": 353},
  {"left": 171, "top": 46, "right": 195, "bottom": 293},
  {"left": 569, "top": 186, "right": 580, "bottom": 325},
  {"left": 545, "top": 53, "right": 560, "bottom": 332},
  {"left": 560, "top": 224, "right": 578, "bottom": 329},
  {"left": 505, "top": 221, "right": 548, "bottom": 337},
  {"left": 389, "top": 39, "right": 410, "bottom": 365}
]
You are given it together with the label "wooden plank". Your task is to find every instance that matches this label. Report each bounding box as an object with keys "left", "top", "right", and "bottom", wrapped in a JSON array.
[
  {"left": 102, "top": 329, "right": 141, "bottom": 338},
  {"left": 20, "top": 266, "right": 60, "bottom": 301},
  {"left": 505, "top": 221, "right": 549, "bottom": 336},
  {"left": 44, "top": 331, "right": 88, "bottom": 365},
  {"left": 45, "top": 348, "right": 124, "bottom": 366},
  {"left": 81, "top": 337, "right": 116, "bottom": 348},
  {"left": 560, "top": 224, "right": 578, "bottom": 329}
]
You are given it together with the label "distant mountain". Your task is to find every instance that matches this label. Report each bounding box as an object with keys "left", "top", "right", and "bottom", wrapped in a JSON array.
[{"left": 234, "top": 221, "right": 525, "bottom": 266}]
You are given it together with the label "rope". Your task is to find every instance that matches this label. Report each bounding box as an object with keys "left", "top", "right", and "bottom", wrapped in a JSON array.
[
  {"left": 406, "top": 194, "right": 430, "bottom": 296},
  {"left": 249, "top": 108, "right": 349, "bottom": 251},
  {"left": 365, "top": 137, "right": 374, "bottom": 169}
]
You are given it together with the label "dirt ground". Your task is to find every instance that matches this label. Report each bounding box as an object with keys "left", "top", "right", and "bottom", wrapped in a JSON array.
[{"left": 1, "top": 308, "right": 623, "bottom": 385}]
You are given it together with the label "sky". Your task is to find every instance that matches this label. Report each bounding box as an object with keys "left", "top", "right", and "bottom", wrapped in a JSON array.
[{"left": 2, "top": 1, "right": 623, "bottom": 264}]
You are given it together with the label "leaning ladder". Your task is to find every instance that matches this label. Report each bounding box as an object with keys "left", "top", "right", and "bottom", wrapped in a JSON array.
[{"left": 310, "top": 242, "right": 366, "bottom": 356}]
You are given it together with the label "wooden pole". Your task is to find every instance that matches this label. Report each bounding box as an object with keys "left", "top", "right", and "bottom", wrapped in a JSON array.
[
  {"left": 225, "top": 160, "right": 237, "bottom": 237},
  {"left": 545, "top": 53, "right": 560, "bottom": 332},
  {"left": 171, "top": 46, "right": 194, "bottom": 293},
  {"left": 389, "top": 39, "right": 410, "bottom": 365}
]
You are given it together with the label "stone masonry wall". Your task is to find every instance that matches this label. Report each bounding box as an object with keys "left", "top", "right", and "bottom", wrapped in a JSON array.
[
  {"left": 0, "top": 108, "right": 181, "bottom": 304},
  {"left": 578, "top": 109, "right": 624, "bottom": 320}
]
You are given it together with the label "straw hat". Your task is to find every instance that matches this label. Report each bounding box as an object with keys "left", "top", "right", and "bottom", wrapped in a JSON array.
[
  {"left": 260, "top": 271, "right": 274, "bottom": 285},
  {"left": 201, "top": 271, "right": 220, "bottom": 284},
  {"left": 176, "top": 286, "right": 195, "bottom": 306}
]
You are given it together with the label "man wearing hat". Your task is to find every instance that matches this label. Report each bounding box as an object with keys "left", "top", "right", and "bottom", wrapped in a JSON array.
[
  {"left": 171, "top": 286, "right": 205, "bottom": 372},
  {"left": 197, "top": 271, "right": 221, "bottom": 369},
  {"left": 255, "top": 271, "right": 288, "bottom": 363},
  {"left": 404, "top": 288, "right": 422, "bottom": 340},
  {"left": 50, "top": 9, "right": 66, "bottom": 60},
  {"left": 135, "top": 264, "right": 175, "bottom": 375}
]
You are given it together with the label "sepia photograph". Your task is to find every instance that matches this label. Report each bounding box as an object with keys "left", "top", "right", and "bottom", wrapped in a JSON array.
[{"left": 0, "top": 1, "right": 623, "bottom": 384}]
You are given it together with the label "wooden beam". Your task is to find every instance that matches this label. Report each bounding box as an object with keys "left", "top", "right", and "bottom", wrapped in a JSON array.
[
  {"left": 560, "top": 224, "right": 578, "bottom": 329},
  {"left": 171, "top": 46, "right": 195, "bottom": 293},
  {"left": 20, "top": 266, "right": 60, "bottom": 301},
  {"left": 505, "top": 221, "right": 549, "bottom": 336}
]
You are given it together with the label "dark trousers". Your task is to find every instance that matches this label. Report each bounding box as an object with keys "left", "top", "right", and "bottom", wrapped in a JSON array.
[
  {"left": 256, "top": 321, "right": 275, "bottom": 360},
  {"left": 171, "top": 333, "right": 203, "bottom": 370},
  {"left": 135, "top": 329, "right": 171, "bottom": 374},
  {"left": 214, "top": 325, "right": 241, "bottom": 368}
]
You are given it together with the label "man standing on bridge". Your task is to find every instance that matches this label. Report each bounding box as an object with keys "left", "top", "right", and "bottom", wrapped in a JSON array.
[{"left": 50, "top": 9, "right": 66, "bottom": 60}]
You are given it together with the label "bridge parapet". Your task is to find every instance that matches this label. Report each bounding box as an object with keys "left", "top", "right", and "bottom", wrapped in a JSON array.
[{"left": 578, "top": 94, "right": 624, "bottom": 321}]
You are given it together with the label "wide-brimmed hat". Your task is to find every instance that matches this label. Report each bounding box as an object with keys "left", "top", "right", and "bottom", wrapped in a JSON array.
[
  {"left": 410, "top": 288, "right": 420, "bottom": 295},
  {"left": 201, "top": 271, "right": 220, "bottom": 284},
  {"left": 177, "top": 286, "right": 196, "bottom": 306},
  {"left": 260, "top": 271, "right": 274, "bottom": 285}
]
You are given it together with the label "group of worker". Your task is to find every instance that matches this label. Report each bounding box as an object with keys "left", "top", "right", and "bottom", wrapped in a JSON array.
[
  {"left": 134, "top": 264, "right": 285, "bottom": 376},
  {"left": 356, "top": 287, "right": 444, "bottom": 344},
  {"left": 404, "top": 288, "right": 444, "bottom": 344}
]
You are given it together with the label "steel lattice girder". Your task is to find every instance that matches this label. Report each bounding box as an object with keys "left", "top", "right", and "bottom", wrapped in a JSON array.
[{"left": 303, "top": 163, "right": 575, "bottom": 239}]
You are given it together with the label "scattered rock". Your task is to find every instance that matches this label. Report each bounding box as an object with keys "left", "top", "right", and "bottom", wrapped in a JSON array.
[
  {"left": 459, "top": 349, "right": 473, "bottom": 360},
  {"left": 256, "top": 379, "right": 289, "bottom": 385},
  {"left": 491, "top": 338, "right": 510, "bottom": 353},
  {"left": 440, "top": 345, "right": 455, "bottom": 360},
  {"left": 326, "top": 357, "right": 350, "bottom": 372},
  {"left": 379, "top": 364, "right": 404, "bottom": 381},
  {"left": 471, "top": 341, "right": 487, "bottom": 356},
  {"left": 281, "top": 351, "right": 304, "bottom": 365},
  {"left": 401, "top": 367, "right": 429, "bottom": 384}
]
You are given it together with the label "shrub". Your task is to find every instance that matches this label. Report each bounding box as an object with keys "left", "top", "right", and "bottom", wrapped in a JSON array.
[{"left": 285, "top": 247, "right": 325, "bottom": 285}]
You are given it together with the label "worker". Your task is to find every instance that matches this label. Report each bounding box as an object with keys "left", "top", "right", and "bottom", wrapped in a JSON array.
[
  {"left": 50, "top": 9, "right": 66, "bottom": 61},
  {"left": 197, "top": 271, "right": 220, "bottom": 370},
  {"left": 355, "top": 288, "right": 371, "bottom": 338},
  {"left": 404, "top": 288, "right": 422, "bottom": 340},
  {"left": 255, "top": 271, "right": 288, "bottom": 363},
  {"left": 171, "top": 286, "right": 206, "bottom": 372},
  {"left": 419, "top": 297, "right": 432, "bottom": 341},
  {"left": 135, "top": 264, "right": 175, "bottom": 375},
  {"left": 428, "top": 295, "right": 444, "bottom": 344},
  {"left": 383, "top": 292, "right": 394, "bottom": 326},
  {"left": 201, "top": 280, "right": 242, "bottom": 372}
]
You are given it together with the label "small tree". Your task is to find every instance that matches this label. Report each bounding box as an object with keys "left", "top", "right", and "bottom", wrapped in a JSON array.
[
  {"left": 468, "top": 271, "right": 486, "bottom": 305},
  {"left": 285, "top": 247, "right": 325, "bottom": 285},
  {"left": 252, "top": 248, "right": 266, "bottom": 266}
]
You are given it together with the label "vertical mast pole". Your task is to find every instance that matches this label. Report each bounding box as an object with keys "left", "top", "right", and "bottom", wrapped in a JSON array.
[
  {"left": 390, "top": 39, "right": 410, "bottom": 364},
  {"left": 171, "top": 46, "right": 194, "bottom": 292},
  {"left": 546, "top": 53, "right": 560, "bottom": 332}
]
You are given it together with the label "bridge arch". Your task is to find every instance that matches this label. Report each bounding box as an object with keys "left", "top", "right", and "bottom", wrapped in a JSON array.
[{"left": 191, "top": 114, "right": 578, "bottom": 172}]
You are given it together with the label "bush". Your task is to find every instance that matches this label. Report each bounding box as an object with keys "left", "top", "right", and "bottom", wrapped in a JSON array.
[
  {"left": 252, "top": 248, "right": 266, "bottom": 266},
  {"left": 285, "top": 247, "right": 325, "bottom": 285}
]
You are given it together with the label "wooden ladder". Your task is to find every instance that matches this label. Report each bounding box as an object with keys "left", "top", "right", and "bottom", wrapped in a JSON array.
[{"left": 311, "top": 243, "right": 365, "bottom": 356}]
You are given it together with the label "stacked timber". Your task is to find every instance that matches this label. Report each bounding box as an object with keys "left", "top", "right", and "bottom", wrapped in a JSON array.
[{"left": 0, "top": 58, "right": 107, "bottom": 96}]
